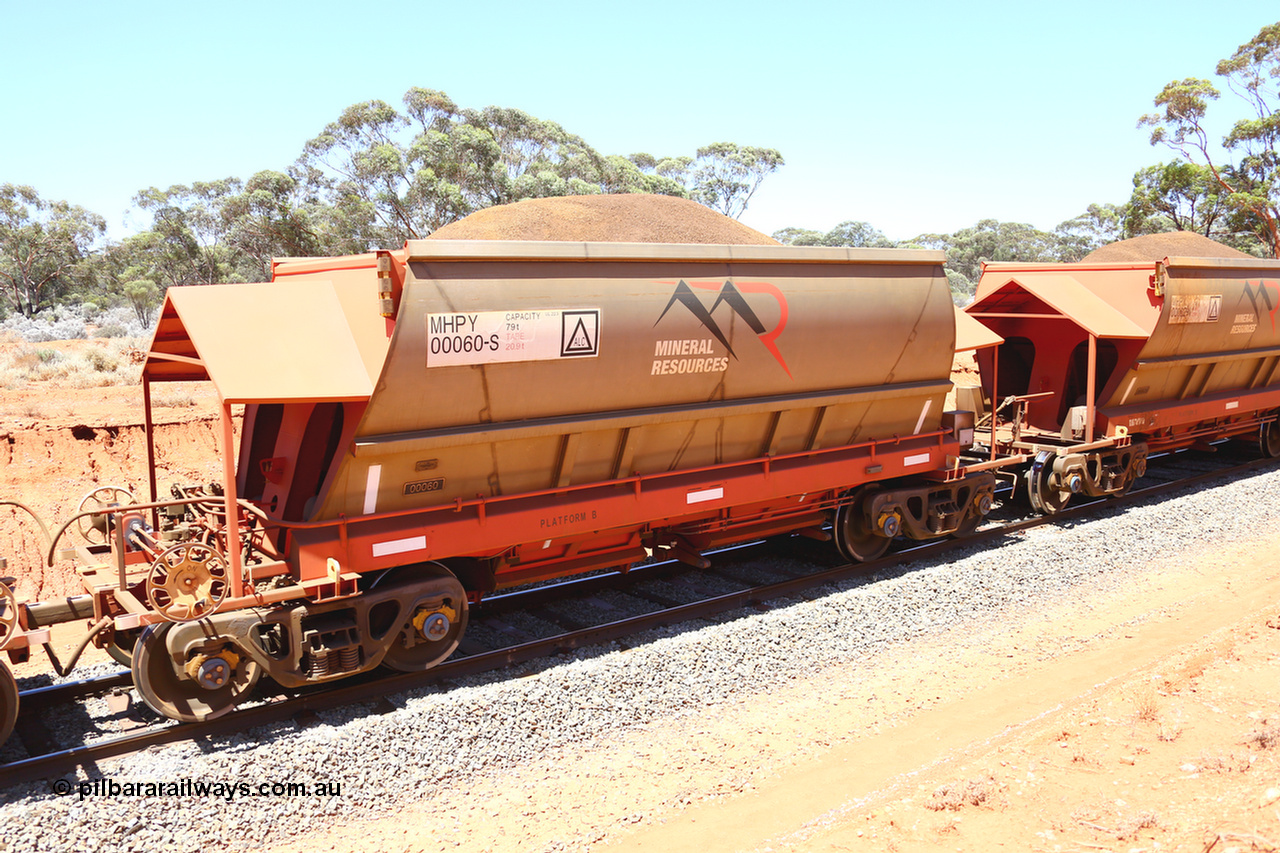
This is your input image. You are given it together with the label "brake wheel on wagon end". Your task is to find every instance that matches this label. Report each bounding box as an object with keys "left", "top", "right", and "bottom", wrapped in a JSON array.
[
  {"left": 74, "top": 486, "right": 136, "bottom": 545},
  {"left": 0, "top": 583, "right": 17, "bottom": 743}
]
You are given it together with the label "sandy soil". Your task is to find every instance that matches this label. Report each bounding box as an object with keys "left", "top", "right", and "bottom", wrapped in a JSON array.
[{"left": 267, "top": 530, "right": 1280, "bottom": 853}]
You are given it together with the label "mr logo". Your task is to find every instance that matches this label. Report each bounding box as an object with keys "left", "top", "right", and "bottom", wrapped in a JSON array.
[
  {"left": 655, "top": 280, "right": 792, "bottom": 377},
  {"left": 1244, "top": 280, "right": 1280, "bottom": 332}
]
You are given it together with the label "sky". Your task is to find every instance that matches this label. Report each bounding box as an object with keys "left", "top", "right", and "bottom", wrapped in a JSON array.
[{"left": 2, "top": 1, "right": 1275, "bottom": 243}]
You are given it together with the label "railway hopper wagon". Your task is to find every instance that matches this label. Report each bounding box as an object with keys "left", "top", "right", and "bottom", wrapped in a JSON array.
[
  {"left": 962, "top": 256, "right": 1280, "bottom": 512},
  {"left": 0, "top": 240, "right": 993, "bottom": 732}
]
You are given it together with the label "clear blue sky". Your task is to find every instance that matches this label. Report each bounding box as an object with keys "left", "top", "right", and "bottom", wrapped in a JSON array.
[{"left": 2, "top": 1, "right": 1275, "bottom": 243}]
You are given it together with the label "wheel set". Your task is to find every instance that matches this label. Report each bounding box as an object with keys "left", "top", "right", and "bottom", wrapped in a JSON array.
[
  {"left": 131, "top": 622, "right": 262, "bottom": 723},
  {"left": 119, "top": 560, "right": 470, "bottom": 723},
  {"left": 0, "top": 582, "right": 17, "bottom": 744},
  {"left": 1261, "top": 419, "right": 1280, "bottom": 459}
]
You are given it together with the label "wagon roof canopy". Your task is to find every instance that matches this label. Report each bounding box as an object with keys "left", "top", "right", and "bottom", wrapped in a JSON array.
[
  {"left": 966, "top": 272, "right": 1151, "bottom": 340},
  {"left": 143, "top": 280, "right": 380, "bottom": 403},
  {"left": 953, "top": 306, "right": 1004, "bottom": 351}
]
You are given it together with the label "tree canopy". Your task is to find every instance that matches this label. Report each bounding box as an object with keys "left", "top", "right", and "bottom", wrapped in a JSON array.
[
  {"left": 0, "top": 88, "right": 786, "bottom": 321},
  {"left": 1138, "top": 22, "right": 1280, "bottom": 256},
  {"left": 772, "top": 214, "right": 1122, "bottom": 304},
  {"left": 293, "top": 88, "right": 781, "bottom": 249},
  {"left": 0, "top": 184, "right": 105, "bottom": 317}
]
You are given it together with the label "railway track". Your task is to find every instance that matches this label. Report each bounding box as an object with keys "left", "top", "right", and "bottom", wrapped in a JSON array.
[{"left": 2, "top": 447, "right": 1273, "bottom": 790}]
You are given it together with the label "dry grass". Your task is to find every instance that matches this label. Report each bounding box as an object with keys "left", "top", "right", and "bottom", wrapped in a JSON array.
[
  {"left": 925, "top": 776, "right": 998, "bottom": 811},
  {"left": 0, "top": 339, "right": 143, "bottom": 389},
  {"left": 1073, "top": 805, "right": 1159, "bottom": 841},
  {"left": 1115, "top": 810, "right": 1159, "bottom": 840},
  {"left": 1130, "top": 682, "right": 1160, "bottom": 723},
  {"left": 1246, "top": 720, "right": 1279, "bottom": 750},
  {"left": 1195, "top": 750, "right": 1254, "bottom": 774},
  {"left": 153, "top": 390, "right": 197, "bottom": 409}
]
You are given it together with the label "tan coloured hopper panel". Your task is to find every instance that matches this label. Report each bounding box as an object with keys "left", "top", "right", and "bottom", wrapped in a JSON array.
[
  {"left": 146, "top": 281, "right": 380, "bottom": 402},
  {"left": 271, "top": 252, "right": 401, "bottom": 387},
  {"left": 312, "top": 243, "right": 955, "bottom": 521},
  {"left": 1108, "top": 258, "right": 1280, "bottom": 410},
  {"left": 954, "top": 305, "right": 1003, "bottom": 352}
]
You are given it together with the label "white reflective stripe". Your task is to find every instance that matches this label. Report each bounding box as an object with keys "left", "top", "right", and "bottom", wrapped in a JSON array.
[
  {"left": 372, "top": 535, "right": 427, "bottom": 558},
  {"left": 1120, "top": 376, "right": 1137, "bottom": 405},
  {"left": 1226, "top": 400, "right": 1239, "bottom": 410},
  {"left": 363, "top": 465, "right": 382, "bottom": 515},
  {"left": 904, "top": 452, "right": 931, "bottom": 467},
  {"left": 687, "top": 486, "right": 724, "bottom": 504},
  {"left": 913, "top": 399, "right": 933, "bottom": 435}
]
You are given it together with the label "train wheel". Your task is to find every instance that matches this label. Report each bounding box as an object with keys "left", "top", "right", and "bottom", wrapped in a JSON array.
[
  {"left": 834, "top": 486, "right": 893, "bottom": 563},
  {"left": 131, "top": 623, "right": 261, "bottom": 723},
  {"left": 105, "top": 627, "right": 141, "bottom": 668},
  {"left": 1113, "top": 449, "right": 1149, "bottom": 498},
  {"left": 953, "top": 507, "right": 984, "bottom": 538},
  {"left": 0, "top": 661, "right": 16, "bottom": 745},
  {"left": 1261, "top": 420, "right": 1280, "bottom": 459},
  {"left": 374, "top": 563, "right": 469, "bottom": 672},
  {"left": 954, "top": 489, "right": 994, "bottom": 539},
  {"left": 1026, "top": 456, "right": 1072, "bottom": 515}
]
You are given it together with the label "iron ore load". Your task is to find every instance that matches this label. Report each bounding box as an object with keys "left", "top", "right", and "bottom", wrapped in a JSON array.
[{"left": 0, "top": 196, "right": 1277, "bottom": 746}]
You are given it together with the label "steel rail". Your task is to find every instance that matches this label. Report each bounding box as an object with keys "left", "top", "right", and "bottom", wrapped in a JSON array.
[
  {"left": 15, "top": 672, "right": 132, "bottom": 713},
  {"left": 3, "top": 452, "right": 1274, "bottom": 789}
]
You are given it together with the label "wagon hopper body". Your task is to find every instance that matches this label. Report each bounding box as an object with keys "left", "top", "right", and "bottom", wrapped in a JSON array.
[
  {"left": 962, "top": 256, "right": 1280, "bottom": 511},
  {"left": 4, "top": 240, "right": 990, "bottom": 727}
]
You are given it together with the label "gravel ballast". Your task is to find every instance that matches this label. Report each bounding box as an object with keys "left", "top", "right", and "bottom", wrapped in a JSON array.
[{"left": 2, "top": 463, "right": 1278, "bottom": 851}]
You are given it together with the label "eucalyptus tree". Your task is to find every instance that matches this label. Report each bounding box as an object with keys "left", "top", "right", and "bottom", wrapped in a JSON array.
[
  {"left": 772, "top": 221, "right": 894, "bottom": 248},
  {"left": 296, "top": 88, "right": 615, "bottom": 245},
  {"left": 1139, "top": 22, "right": 1280, "bottom": 256},
  {"left": 0, "top": 183, "right": 105, "bottom": 317},
  {"left": 294, "top": 88, "right": 785, "bottom": 246},
  {"left": 688, "top": 142, "right": 784, "bottom": 218},
  {"left": 1123, "top": 161, "right": 1230, "bottom": 239}
]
